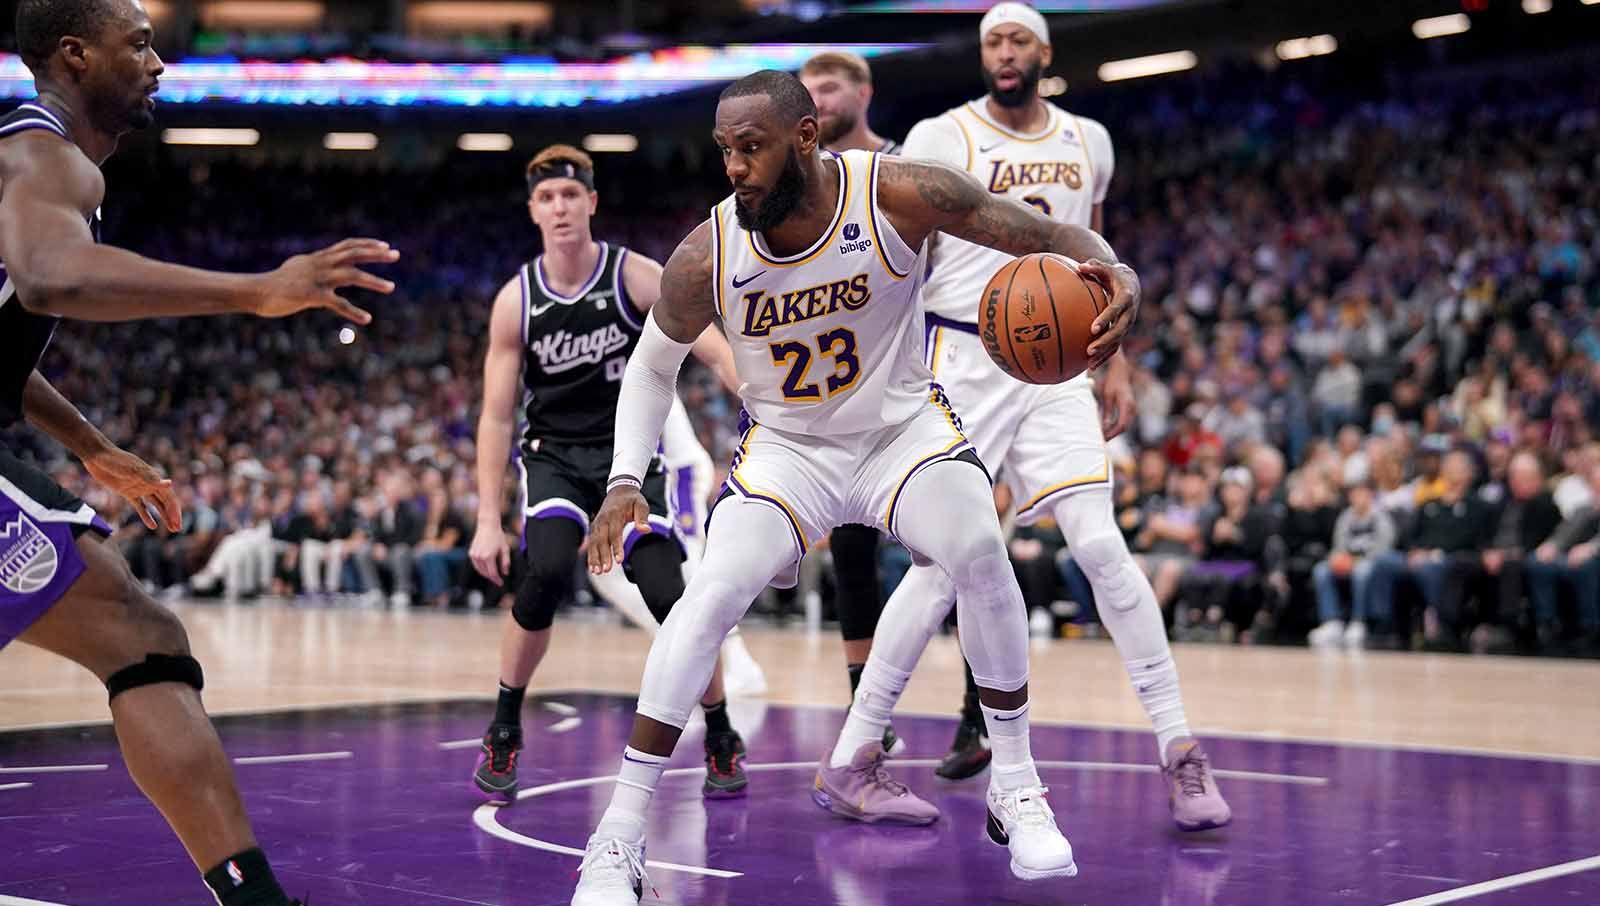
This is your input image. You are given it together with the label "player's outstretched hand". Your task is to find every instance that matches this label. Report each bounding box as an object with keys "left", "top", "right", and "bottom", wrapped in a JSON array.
[
  {"left": 252, "top": 238, "right": 400, "bottom": 324},
  {"left": 1078, "top": 259, "right": 1141, "bottom": 371},
  {"left": 469, "top": 522, "right": 512, "bottom": 583},
  {"left": 587, "top": 486, "right": 651, "bottom": 575},
  {"left": 84, "top": 445, "right": 182, "bottom": 532}
]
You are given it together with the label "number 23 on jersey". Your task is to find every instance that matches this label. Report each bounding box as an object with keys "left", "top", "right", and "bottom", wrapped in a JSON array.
[{"left": 770, "top": 328, "right": 860, "bottom": 402}]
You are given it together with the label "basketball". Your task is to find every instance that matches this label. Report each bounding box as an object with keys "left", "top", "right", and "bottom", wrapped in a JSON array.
[{"left": 978, "top": 253, "right": 1109, "bottom": 385}]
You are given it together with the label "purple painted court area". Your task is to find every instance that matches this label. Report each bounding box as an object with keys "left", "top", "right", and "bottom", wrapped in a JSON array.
[{"left": 3, "top": 695, "right": 1598, "bottom": 906}]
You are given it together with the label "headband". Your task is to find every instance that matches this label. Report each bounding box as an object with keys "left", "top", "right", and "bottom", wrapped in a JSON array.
[
  {"left": 527, "top": 160, "right": 594, "bottom": 193},
  {"left": 980, "top": 2, "right": 1050, "bottom": 46}
]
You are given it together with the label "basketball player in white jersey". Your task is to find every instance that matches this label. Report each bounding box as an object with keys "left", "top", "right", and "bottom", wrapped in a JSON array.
[
  {"left": 827, "top": 1, "right": 1232, "bottom": 831},
  {"left": 569, "top": 70, "right": 1141, "bottom": 903}
]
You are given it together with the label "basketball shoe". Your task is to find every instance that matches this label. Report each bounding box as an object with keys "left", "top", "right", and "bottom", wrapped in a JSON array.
[
  {"left": 473, "top": 722, "right": 521, "bottom": 804},
  {"left": 812, "top": 740, "right": 940, "bottom": 825},
  {"left": 703, "top": 729, "right": 749, "bottom": 798},
  {"left": 936, "top": 706, "right": 991, "bottom": 780},
  {"left": 571, "top": 833, "right": 650, "bottom": 906},
  {"left": 986, "top": 782, "right": 1077, "bottom": 880},
  {"left": 1163, "top": 739, "right": 1231, "bottom": 831}
]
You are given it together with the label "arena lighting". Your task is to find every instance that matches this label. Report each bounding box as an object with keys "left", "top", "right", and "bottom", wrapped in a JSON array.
[
  {"left": 1097, "top": 50, "right": 1197, "bottom": 82},
  {"left": 324, "top": 132, "right": 379, "bottom": 150},
  {"left": 1275, "top": 34, "right": 1337, "bottom": 61},
  {"left": 199, "top": 1, "right": 325, "bottom": 30},
  {"left": 0, "top": 44, "right": 928, "bottom": 108},
  {"left": 850, "top": 1, "right": 1174, "bottom": 10},
  {"left": 1412, "top": 14, "right": 1471, "bottom": 39},
  {"left": 1522, "top": 0, "right": 1552, "bottom": 12},
  {"left": 458, "top": 133, "right": 515, "bottom": 152},
  {"left": 582, "top": 134, "right": 639, "bottom": 153},
  {"left": 161, "top": 127, "right": 260, "bottom": 145}
]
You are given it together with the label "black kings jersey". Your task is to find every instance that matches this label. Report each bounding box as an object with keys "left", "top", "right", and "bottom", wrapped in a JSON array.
[
  {"left": 518, "top": 241, "right": 647, "bottom": 451},
  {"left": 0, "top": 102, "right": 98, "bottom": 430}
]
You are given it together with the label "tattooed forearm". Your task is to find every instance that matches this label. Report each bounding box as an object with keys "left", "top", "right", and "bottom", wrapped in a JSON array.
[
  {"left": 655, "top": 220, "right": 718, "bottom": 342},
  {"left": 954, "top": 194, "right": 1118, "bottom": 263}
]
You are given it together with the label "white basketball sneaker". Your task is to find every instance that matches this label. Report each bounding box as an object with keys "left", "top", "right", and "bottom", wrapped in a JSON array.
[
  {"left": 572, "top": 834, "right": 650, "bottom": 906},
  {"left": 985, "top": 782, "right": 1078, "bottom": 881}
]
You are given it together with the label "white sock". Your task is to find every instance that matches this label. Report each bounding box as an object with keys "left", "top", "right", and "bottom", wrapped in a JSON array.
[
  {"left": 980, "top": 701, "right": 1040, "bottom": 790},
  {"left": 595, "top": 746, "right": 667, "bottom": 842},
  {"left": 829, "top": 656, "right": 909, "bottom": 768},
  {"left": 1125, "top": 653, "right": 1191, "bottom": 764}
]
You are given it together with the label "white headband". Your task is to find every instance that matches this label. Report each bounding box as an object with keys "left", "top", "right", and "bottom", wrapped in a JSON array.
[{"left": 980, "top": 2, "right": 1050, "bottom": 46}]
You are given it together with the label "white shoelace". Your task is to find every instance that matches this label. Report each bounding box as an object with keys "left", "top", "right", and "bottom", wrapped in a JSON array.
[
  {"left": 579, "top": 837, "right": 651, "bottom": 894},
  {"left": 994, "top": 785, "right": 1057, "bottom": 829}
]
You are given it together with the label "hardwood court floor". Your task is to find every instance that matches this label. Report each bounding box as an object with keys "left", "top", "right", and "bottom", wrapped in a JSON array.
[{"left": 2, "top": 599, "right": 1597, "bottom": 760}]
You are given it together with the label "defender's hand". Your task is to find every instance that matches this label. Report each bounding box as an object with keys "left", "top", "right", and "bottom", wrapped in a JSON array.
[
  {"left": 84, "top": 446, "right": 181, "bottom": 532},
  {"left": 469, "top": 521, "right": 512, "bottom": 582},
  {"left": 1078, "top": 259, "right": 1140, "bottom": 371},
  {"left": 252, "top": 238, "right": 399, "bottom": 324},
  {"left": 587, "top": 486, "right": 651, "bottom": 574}
]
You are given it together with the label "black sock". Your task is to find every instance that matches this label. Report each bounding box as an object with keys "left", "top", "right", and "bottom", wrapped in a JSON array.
[
  {"left": 703, "top": 698, "right": 732, "bottom": 736},
  {"left": 961, "top": 661, "right": 982, "bottom": 722},
  {"left": 847, "top": 662, "right": 865, "bottom": 700},
  {"left": 203, "top": 848, "right": 290, "bottom": 906},
  {"left": 494, "top": 682, "right": 526, "bottom": 727}
]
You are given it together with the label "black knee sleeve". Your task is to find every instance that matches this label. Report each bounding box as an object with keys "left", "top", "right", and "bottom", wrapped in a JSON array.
[
  {"left": 512, "top": 518, "right": 583, "bottom": 632},
  {"left": 106, "top": 653, "right": 204, "bottom": 701},
  {"left": 830, "top": 524, "right": 883, "bottom": 642},
  {"left": 623, "top": 533, "right": 686, "bottom": 624}
]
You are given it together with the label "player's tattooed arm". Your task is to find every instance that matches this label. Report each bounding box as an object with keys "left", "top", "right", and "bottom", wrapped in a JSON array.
[
  {"left": 652, "top": 220, "right": 720, "bottom": 343},
  {"left": 877, "top": 156, "right": 1140, "bottom": 368}
]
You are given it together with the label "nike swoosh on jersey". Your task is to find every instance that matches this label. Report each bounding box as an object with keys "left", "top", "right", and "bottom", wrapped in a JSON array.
[
  {"left": 979, "top": 140, "right": 1006, "bottom": 153},
  {"left": 731, "top": 270, "right": 767, "bottom": 288}
]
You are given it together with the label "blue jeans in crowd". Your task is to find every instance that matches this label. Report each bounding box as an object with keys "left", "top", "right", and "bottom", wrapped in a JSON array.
[
  {"left": 1524, "top": 553, "right": 1600, "bottom": 635},
  {"left": 418, "top": 548, "right": 468, "bottom": 600},
  {"left": 1363, "top": 551, "right": 1452, "bottom": 627},
  {"left": 1312, "top": 556, "right": 1380, "bottom": 623}
]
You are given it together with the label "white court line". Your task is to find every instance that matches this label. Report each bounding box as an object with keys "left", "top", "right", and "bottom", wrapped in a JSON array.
[
  {"left": 0, "top": 782, "right": 34, "bottom": 792},
  {"left": 437, "top": 700, "right": 582, "bottom": 747},
  {"left": 0, "top": 764, "right": 107, "bottom": 774},
  {"left": 474, "top": 757, "right": 1327, "bottom": 879},
  {"left": 234, "top": 750, "right": 353, "bottom": 766},
  {"left": 1386, "top": 853, "right": 1600, "bottom": 905},
  {"left": 773, "top": 699, "right": 1600, "bottom": 767},
  {"left": 0, "top": 895, "right": 76, "bottom": 905}
]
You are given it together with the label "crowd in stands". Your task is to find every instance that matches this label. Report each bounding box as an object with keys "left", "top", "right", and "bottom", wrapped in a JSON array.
[{"left": 5, "top": 49, "right": 1598, "bottom": 657}]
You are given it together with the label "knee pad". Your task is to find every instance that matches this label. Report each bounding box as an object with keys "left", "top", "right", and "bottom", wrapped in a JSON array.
[
  {"left": 106, "top": 653, "right": 204, "bottom": 701},
  {"left": 512, "top": 557, "right": 573, "bottom": 631},
  {"left": 624, "top": 534, "right": 687, "bottom": 623},
  {"left": 955, "top": 547, "right": 1018, "bottom": 613},
  {"left": 1075, "top": 531, "right": 1142, "bottom": 610}
]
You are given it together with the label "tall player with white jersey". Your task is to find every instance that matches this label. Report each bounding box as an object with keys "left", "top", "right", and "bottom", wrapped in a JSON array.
[
  {"left": 827, "top": 1, "right": 1232, "bottom": 832},
  {"left": 569, "top": 70, "right": 1141, "bottom": 904}
]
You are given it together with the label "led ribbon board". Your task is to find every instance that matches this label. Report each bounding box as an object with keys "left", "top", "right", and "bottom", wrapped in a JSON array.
[{"left": 0, "top": 43, "right": 927, "bottom": 108}]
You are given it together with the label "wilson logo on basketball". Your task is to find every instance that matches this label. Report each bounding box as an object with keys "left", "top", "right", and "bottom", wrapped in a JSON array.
[
  {"left": 0, "top": 513, "right": 59, "bottom": 595},
  {"left": 838, "top": 222, "right": 873, "bottom": 255}
]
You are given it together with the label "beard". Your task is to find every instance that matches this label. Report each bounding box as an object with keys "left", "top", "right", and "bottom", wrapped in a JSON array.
[
  {"left": 982, "top": 60, "right": 1043, "bottom": 109},
  {"left": 734, "top": 147, "right": 807, "bottom": 233},
  {"left": 818, "top": 109, "right": 857, "bottom": 145}
]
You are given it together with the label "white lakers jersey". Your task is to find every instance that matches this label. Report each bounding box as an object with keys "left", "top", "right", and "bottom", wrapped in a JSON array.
[
  {"left": 904, "top": 98, "right": 1113, "bottom": 328},
  {"left": 712, "top": 149, "right": 931, "bottom": 435}
]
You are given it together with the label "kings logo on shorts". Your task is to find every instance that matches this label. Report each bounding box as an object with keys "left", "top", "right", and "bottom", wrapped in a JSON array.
[{"left": 0, "top": 512, "right": 59, "bottom": 595}]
